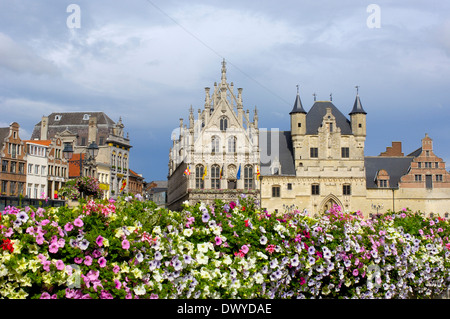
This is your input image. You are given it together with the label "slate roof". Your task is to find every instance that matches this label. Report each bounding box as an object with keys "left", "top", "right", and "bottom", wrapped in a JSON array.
[
  {"left": 0, "top": 127, "right": 10, "bottom": 143},
  {"left": 289, "top": 93, "right": 307, "bottom": 114},
  {"left": 259, "top": 130, "right": 296, "bottom": 176},
  {"left": 306, "top": 101, "right": 353, "bottom": 135},
  {"left": 364, "top": 156, "right": 414, "bottom": 188},
  {"left": 407, "top": 147, "right": 422, "bottom": 157},
  {"left": 46, "top": 112, "right": 115, "bottom": 126},
  {"left": 31, "top": 112, "right": 116, "bottom": 140},
  {"left": 349, "top": 95, "right": 367, "bottom": 115}
]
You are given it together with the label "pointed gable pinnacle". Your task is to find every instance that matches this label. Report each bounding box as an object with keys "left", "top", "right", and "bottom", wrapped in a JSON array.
[
  {"left": 221, "top": 58, "right": 227, "bottom": 85},
  {"left": 349, "top": 85, "right": 367, "bottom": 115},
  {"left": 289, "top": 85, "right": 307, "bottom": 114}
]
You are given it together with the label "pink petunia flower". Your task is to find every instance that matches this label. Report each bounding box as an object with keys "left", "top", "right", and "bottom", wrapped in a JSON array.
[
  {"left": 49, "top": 243, "right": 59, "bottom": 254},
  {"left": 84, "top": 255, "right": 93, "bottom": 266},
  {"left": 113, "top": 265, "right": 120, "bottom": 274},
  {"left": 55, "top": 260, "right": 65, "bottom": 271},
  {"left": 98, "top": 257, "right": 107, "bottom": 268},
  {"left": 122, "top": 239, "right": 130, "bottom": 250},
  {"left": 74, "top": 257, "right": 83, "bottom": 264},
  {"left": 64, "top": 223, "right": 73, "bottom": 232},
  {"left": 74, "top": 218, "right": 84, "bottom": 227},
  {"left": 96, "top": 235, "right": 104, "bottom": 247},
  {"left": 215, "top": 236, "right": 222, "bottom": 246},
  {"left": 114, "top": 279, "right": 122, "bottom": 289},
  {"left": 240, "top": 245, "right": 249, "bottom": 254}
]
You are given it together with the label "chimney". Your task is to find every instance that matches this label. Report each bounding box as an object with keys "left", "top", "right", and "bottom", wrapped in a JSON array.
[
  {"left": 40, "top": 116, "right": 48, "bottom": 140},
  {"left": 380, "top": 141, "right": 404, "bottom": 157},
  {"left": 88, "top": 116, "right": 97, "bottom": 144}
]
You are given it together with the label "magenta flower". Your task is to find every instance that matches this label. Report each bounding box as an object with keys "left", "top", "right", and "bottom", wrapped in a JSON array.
[
  {"left": 84, "top": 255, "right": 93, "bottom": 266},
  {"left": 98, "top": 257, "right": 107, "bottom": 268},
  {"left": 55, "top": 260, "right": 65, "bottom": 271},
  {"left": 352, "top": 269, "right": 359, "bottom": 276},
  {"left": 114, "top": 279, "right": 122, "bottom": 289},
  {"left": 36, "top": 236, "right": 44, "bottom": 245},
  {"left": 74, "top": 257, "right": 83, "bottom": 264},
  {"left": 113, "top": 265, "right": 120, "bottom": 274},
  {"left": 49, "top": 243, "right": 59, "bottom": 254},
  {"left": 240, "top": 245, "right": 249, "bottom": 254},
  {"left": 64, "top": 223, "right": 73, "bottom": 232},
  {"left": 122, "top": 239, "right": 130, "bottom": 250},
  {"left": 215, "top": 236, "right": 222, "bottom": 246},
  {"left": 74, "top": 218, "right": 84, "bottom": 227},
  {"left": 96, "top": 235, "right": 104, "bottom": 247}
]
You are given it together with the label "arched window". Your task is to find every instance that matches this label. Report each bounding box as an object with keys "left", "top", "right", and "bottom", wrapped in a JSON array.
[
  {"left": 211, "top": 164, "right": 220, "bottom": 189},
  {"left": 195, "top": 165, "right": 204, "bottom": 189},
  {"left": 244, "top": 165, "right": 253, "bottom": 190},
  {"left": 228, "top": 136, "right": 236, "bottom": 153},
  {"left": 220, "top": 117, "right": 228, "bottom": 131},
  {"left": 211, "top": 136, "right": 220, "bottom": 154}
]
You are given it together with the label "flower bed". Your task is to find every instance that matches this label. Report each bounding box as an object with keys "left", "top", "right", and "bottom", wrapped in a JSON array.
[{"left": 0, "top": 195, "right": 449, "bottom": 299}]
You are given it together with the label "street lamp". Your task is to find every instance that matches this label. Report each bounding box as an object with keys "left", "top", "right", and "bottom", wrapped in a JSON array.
[{"left": 63, "top": 142, "right": 99, "bottom": 177}]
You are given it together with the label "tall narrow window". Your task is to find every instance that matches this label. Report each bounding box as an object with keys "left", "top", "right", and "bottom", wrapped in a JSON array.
[
  {"left": 272, "top": 186, "right": 280, "bottom": 197},
  {"left": 312, "top": 184, "right": 320, "bottom": 195},
  {"left": 228, "top": 136, "right": 236, "bottom": 153},
  {"left": 195, "top": 165, "right": 204, "bottom": 189},
  {"left": 341, "top": 147, "right": 350, "bottom": 158},
  {"left": 211, "top": 164, "right": 220, "bottom": 189},
  {"left": 211, "top": 136, "right": 220, "bottom": 154},
  {"left": 220, "top": 117, "right": 228, "bottom": 131},
  {"left": 343, "top": 184, "right": 351, "bottom": 195},
  {"left": 244, "top": 165, "right": 253, "bottom": 190},
  {"left": 310, "top": 147, "right": 318, "bottom": 158},
  {"left": 2, "top": 160, "right": 7, "bottom": 172}
]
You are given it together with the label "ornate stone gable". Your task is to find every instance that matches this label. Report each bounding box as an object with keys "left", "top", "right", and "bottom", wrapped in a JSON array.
[{"left": 168, "top": 60, "right": 260, "bottom": 211}]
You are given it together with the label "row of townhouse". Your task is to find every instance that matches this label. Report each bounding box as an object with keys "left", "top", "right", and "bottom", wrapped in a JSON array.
[{"left": 1, "top": 112, "right": 145, "bottom": 203}]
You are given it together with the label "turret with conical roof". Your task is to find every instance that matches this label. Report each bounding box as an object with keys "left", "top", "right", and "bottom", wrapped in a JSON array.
[
  {"left": 349, "top": 86, "right": 366, "bottom": 138},
  {"left": 290, "top": 85, "right": 307, "bottom": 136}
]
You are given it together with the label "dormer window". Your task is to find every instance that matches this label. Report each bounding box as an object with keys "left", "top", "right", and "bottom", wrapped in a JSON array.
[
  {"left": 83, "top": 114, "right": 90, "bottom": 120},
  {"left": 54, "top": 115, "right": 62, "bottom": 121},
  {"left": 375, "top": 169, "right": 390, "bottom": 188}
]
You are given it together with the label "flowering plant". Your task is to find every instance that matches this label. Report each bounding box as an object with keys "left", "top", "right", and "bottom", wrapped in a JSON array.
[
  {"left": 1, "top": 195, "right": 450, "bottom": 299},
  {"left": 59, "top": 176, "right": 101, "bottom": 200}
]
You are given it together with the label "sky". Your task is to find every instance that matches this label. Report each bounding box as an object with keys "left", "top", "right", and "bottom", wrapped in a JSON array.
[{"left": 0, "top": 0, "right": 449, "bottom": 182}]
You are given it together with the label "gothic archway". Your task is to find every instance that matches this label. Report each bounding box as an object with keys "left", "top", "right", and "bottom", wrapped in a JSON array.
[{"left": 319, "top": 194, "right": 343, "bottom": 213}]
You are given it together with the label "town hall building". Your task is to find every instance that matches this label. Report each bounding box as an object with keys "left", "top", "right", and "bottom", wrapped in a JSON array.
[{"left": 168, "top": 61, "right": 450, "bottom": 217}]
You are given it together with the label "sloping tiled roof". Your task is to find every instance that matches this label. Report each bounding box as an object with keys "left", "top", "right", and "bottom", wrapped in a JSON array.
[
  {"left": 260, "top": 130, "right": 295, "bottom": 176},
  {"left": 0, "top": 127, "right": 10, "bottom": 143},
  {"left": 45, "top": 112, "right": 115, "bottom": 126},
  {"left": 306, "top": 101, "right": 353, "bottom": 135},
  {"left": 23, "top": 140, "right": 52, "bottom": 147},
  {"left": 68, "top": 153, "right": 85, "bottom": 178},
  {"left": 365, "top": 156, "right": 414, "bottom": 188}
]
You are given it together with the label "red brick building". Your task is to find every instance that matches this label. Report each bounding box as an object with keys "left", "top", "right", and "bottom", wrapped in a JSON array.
[{"left": 0, "top": 122, "right": 27, "bottom": 196}]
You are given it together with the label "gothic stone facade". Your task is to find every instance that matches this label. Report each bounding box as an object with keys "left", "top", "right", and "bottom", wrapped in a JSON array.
[
  {"left": 168, "top": 60, "right": 260, "bottom": 211},
  {"left": 261, "top": 90, "right": 450, "bottom": 218},
  {"left": 168, "top": 62, "right": 450, "bottom": 217}
]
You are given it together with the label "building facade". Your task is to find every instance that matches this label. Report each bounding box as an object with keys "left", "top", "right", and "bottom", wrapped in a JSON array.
[
  {"left": 23, "top": 140, "right": 49, "bottom": 199},
  {"left": 31, "top": 112, "right": 132, "bottom": 199},
  {"left": 0, "top": 122, "right": 27, "bottom": 197},
  {"left": 167, "top": 60, "right": 260, "bottom": 211},
  {"left": 168, "top": 63, "right": 450, "bottom": 217},
  {"left": 260, "top": 89, "right": 450, "bottom": 217}
]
